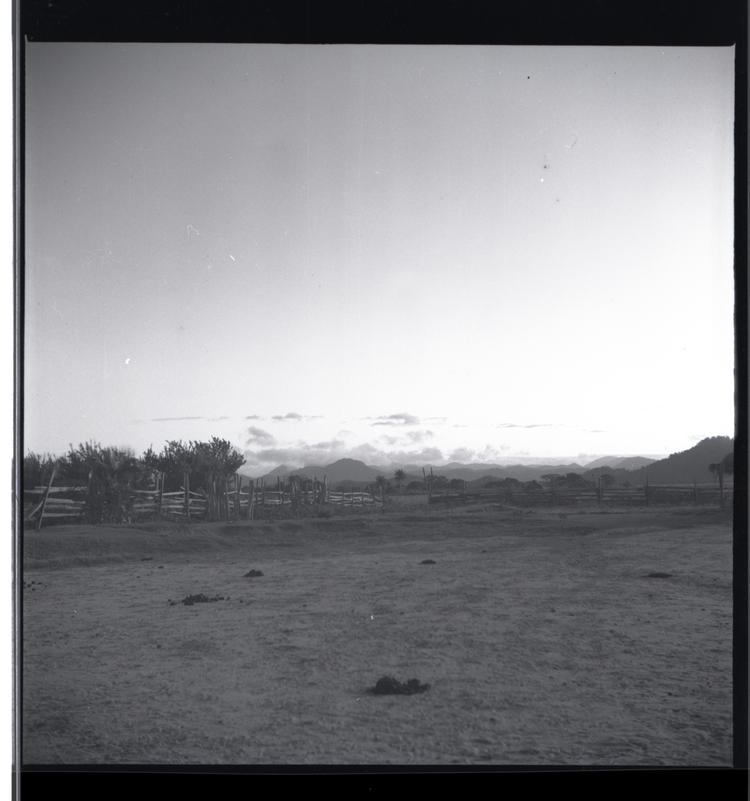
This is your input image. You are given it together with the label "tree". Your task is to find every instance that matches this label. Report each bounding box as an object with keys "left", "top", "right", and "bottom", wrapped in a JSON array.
[
  {"left": 709, "top": 452, "right": 733, "bottom": 509},
  {"left": 63, "top": 441, "right": 150, "bottom": 523},
  {"left": 722, "top": 452, "right": 734, "bottom": 475},
  {"left": 375, "top": 475, "right": 389, "bottom": 499},
  {"left": 23, "top": 451, "right": 57, "bottom": 490},
  {"left": 394, "top": 469, "right": 406, "bottom": 491}
]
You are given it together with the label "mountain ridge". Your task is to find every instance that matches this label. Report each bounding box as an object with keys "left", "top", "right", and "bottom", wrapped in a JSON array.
[{"left": 243, "top": 437, "right": 731, "bottom": 485}]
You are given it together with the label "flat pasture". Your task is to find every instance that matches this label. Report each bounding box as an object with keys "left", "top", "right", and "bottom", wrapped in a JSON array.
[{"left": 21, "top": 504, "right": 733, "bottom": 765}]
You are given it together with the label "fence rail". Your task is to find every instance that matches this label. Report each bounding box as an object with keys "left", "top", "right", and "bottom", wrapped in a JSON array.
[
  {"left": 428, "top": 482, "right": 734, "bottom": 507},
  {"left": 24, "top": 470, "right": 385, "bottom": 528},
  {"left": 23, "top": 464, "right": 732, "bottom": 529}
]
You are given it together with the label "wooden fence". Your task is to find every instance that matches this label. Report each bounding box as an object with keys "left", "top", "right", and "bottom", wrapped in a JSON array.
[
  {"left": 24, "top": 464, "right": 732, "bottom": 529},
  {"left": 428, "top": 481, "right": 734, "bottom": 508},
  {"left": 24, "top": 470, "right": 383, "bottom": 529}
]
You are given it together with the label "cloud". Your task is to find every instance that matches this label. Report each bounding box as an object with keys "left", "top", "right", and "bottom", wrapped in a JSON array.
[
  {"left": 474, "top": 444, "right": 511, "bottom": 462},
  {"left": 387, "top": 447, "right": 443, "bottom": 464},
  {"left": 245, "top": 426, "right": 276, "bottom": 447},
  {"left": 245, "top": 415, "right": 261, "bottom": 420},
  {"left": 378, "top": 429, "right": 435, "bottom": 447},
  {"left": 424, "top": 416, "right": 448, "bottom": 424},
  {"left": 370, "top": 412, "right": 420, "bottom": 427},
  {"left": 449, "top": 447, "right": 476, "bottom": 462},
  {"left": 309, "top": 439, "right": 346, "bottom": 450},
  {"left": 271, "top": 412, "right": 323, "bottom": 422},
  {"left": 241, "top": 437, "right": 444, "bottom": 475},
  {"left": 346, "top": 443, "right": 385, "bottom": 461},
  {"left": 207, "top": 416, "right": 230, "bottom": 422},
  {"left": 377, "top": 429, "right": 434, "bottom": 448}
]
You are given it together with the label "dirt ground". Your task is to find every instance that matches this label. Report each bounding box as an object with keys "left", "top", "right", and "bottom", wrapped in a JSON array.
[{"left": 21, "top": 503, "right": 734, "bottom": 765}]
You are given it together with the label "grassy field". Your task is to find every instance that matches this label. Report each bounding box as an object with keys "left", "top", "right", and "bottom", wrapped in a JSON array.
[{"left": 21, "top": 503, "right": 733, "bottom": 765}]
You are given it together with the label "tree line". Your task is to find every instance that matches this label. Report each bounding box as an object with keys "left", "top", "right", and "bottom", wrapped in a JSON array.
[{"left": 23, "top": 438, "right": 245, "bottom": 524}]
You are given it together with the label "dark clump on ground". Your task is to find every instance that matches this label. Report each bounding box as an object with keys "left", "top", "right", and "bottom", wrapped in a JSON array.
[
  {"left": 645, "top": 572, "right": 672, "bottom": 579},
  {"left": 244, "top": 570, "right": 264, "bottom": 578},
  {"left": 420, "top": 559, "right": 436, "bottom": 565},
  {"left": 369, "top": 676, "right": 430, "bottom": 696},
  {"left": 141, "top": 557, "right": 153, "bottom": 561},
  {"left": 168, "top": 593, "right": 227, "bottom": 606}
]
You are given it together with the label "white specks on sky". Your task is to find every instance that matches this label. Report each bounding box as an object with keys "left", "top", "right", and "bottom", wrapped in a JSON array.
[{"left": 23, "top": 44, "right": 735, "bottom": 466}]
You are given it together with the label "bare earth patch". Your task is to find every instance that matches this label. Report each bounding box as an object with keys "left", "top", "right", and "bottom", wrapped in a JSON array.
[{"left": 21, "top": 506, "right": 733, "bottom": 765}]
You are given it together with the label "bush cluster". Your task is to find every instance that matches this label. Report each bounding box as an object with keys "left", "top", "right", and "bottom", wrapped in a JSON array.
[{"left": 23, "top": 437, "right": 246, "bottom": 523}]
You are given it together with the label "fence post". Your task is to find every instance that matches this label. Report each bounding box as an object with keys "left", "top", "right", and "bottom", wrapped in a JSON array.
[
  {"left": 184, "top": 471, "right": 190, "bottom": 520},
  {"left": 35, "top": 463, "right": 58, "bottom": 530},
  {"left": 84, "top": 467, "right": 95, "bottom": 523},
  {"left": 157, "top": 471, "right": 164, "bottom": 518}
]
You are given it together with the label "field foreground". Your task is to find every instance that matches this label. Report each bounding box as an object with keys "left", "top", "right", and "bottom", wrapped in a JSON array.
[{"left": 22, "top": 504, "right": 733, "bottom": 765}]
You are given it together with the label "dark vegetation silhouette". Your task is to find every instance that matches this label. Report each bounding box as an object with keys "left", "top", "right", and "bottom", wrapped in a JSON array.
[{"left": 24, "top": 437, "right": 245, "bottom": 524}]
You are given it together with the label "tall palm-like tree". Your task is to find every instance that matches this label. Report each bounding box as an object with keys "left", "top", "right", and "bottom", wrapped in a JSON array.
[
  {"left": 375, "top": 475, "right": 388, "bottom": 499},
  {"left": 394, "top": 469, "right": 406, "bottom": 492},
  {"left": 709, "top": 452, "right": 733, "bottom": 509}
]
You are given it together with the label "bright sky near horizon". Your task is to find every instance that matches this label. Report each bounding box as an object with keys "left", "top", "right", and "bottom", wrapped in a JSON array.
[{"left": 24, "top": 44, "right": 735, "bottom": 476}]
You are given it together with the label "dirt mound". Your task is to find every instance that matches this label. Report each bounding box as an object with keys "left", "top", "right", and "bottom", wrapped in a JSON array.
[
  {"left": 243, "top": 570, "right": 264, "bottom": 578},
  {"left": 168, "top": 594, "right": 227, "bottom": 606},
  {"left": 369, "top": 676, "right": 430, "bottom": 696}
]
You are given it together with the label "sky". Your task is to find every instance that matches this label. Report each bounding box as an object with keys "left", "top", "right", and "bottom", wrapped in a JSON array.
[{"left": 24, "top": 44, "right": 735, "bottom": 476}]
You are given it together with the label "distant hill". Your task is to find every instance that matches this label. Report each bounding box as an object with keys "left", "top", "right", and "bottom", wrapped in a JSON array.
[
  {"left": 247, "top": 439, "right": 731, "bottom": 486},
  {"left": 239, "top": 463, "right": 289, "bottom": 480},
  {"left": 462, "top": 463, "right": 587, "bottom": 484},
  {"left": 583, "top": 455, "right": 658, "bottom": 470},
  {"left": 285, "top": 458, "right": 381, "bottom": 484},
  {"left": 584, "top": 437, "right": 733, "bottom": 485}
]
